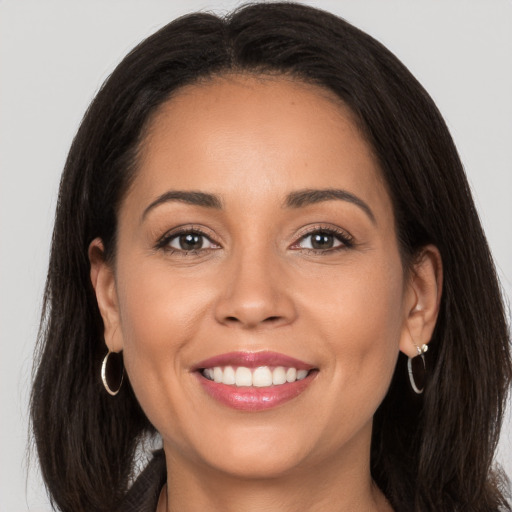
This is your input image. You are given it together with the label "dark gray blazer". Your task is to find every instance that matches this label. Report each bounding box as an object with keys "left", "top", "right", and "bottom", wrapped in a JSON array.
[{"left": 119, "top": 450, "right": 166, "bottom": 512}]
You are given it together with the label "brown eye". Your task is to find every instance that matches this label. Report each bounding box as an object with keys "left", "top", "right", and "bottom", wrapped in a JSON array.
[
  {"left": 310, "top": 233, "right": 335, "bottom": 249},
  {"left": 298, "top": 230, "right": 344, "bottom": 251},
  {"left": 166, "top": 231, "right": 218, "bottom": 252},
  {"left": 178, "top": 233, "right": 203, "bottom": 250}
]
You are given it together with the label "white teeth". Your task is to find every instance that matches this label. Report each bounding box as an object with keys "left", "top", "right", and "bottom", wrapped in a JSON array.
[
  {"left": 222, "top": 366, "right": 236, "bottom": 385},
  {"left": 235, "top": 366, "right": 252, "bottom": 387},
  {"left": 202, "top": 365, "right": 311, "bottom": 387},
  {"left": 253, "top": 367, "right": 273, "bottom": 387},
  {"left": 297, "top": 369, "right": 308, "bottom": 380},
  {"left": 272, "top": 366, "right": 287, "bottom": 385},
  {"left": 213, "top": 367, "right": 223, "bottom": 383},
  {"left": 286, "top": 367, "right": 297, "bottom": 383}
]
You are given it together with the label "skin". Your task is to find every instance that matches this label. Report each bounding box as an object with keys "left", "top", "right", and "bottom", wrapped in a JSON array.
[{"left": 90, "top": 75, "right": 442, "bottom": 512}]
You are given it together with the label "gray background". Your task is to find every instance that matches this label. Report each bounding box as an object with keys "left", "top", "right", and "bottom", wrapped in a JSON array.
[{"left": 1, "top": 1, "right": 511, "bottom": 510}]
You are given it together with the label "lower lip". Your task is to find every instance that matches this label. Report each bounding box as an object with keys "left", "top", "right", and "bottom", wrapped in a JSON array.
[{"left": 196, "top": 372, "right": 317, "bottom": 411}]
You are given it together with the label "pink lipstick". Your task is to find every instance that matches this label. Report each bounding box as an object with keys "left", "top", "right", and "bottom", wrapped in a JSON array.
[{"left": 193, "top": 351, "right": 318, "bottom": 411}]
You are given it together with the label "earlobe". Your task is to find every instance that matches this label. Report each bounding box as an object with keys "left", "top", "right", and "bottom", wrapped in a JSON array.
[
  {"left": 399, "top": 244, "right": 443, "bottom": 358},
  {"left": 88, "top": 238, "right": 124, "bottom": 352}
]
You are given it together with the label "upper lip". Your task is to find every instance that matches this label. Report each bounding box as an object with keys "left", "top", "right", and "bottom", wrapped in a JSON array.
[{"left": 193, "top": 351, "right": 316, "bottom": 371}]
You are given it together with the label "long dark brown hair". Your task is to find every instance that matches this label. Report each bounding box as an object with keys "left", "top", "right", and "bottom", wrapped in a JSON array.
[{"left": 31, "top": 3, "right": 511, "bottom": 511}]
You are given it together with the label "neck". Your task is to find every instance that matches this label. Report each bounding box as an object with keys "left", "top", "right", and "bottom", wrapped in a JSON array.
[
  {"left": 158, "top": 427, "right": 393, "bottom": 512},
  {"left": 158, "top": 476, "right": 391, "bottom": 512}
]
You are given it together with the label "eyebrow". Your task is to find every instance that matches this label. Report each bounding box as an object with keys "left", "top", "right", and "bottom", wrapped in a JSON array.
[
  {"left": 285, "top": 188, "right": 376, "bottom": 224},
  {"left": 142, "top": 190, "right": 222, "bottom": 221},
  {"left": 141, "top": 187, "right": 375, "bottom": 224}
]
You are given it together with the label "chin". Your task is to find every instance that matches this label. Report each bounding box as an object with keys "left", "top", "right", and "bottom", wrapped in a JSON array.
[
  {"left": 204, "top": 449, "right": 307, "bottom": 480},
  {"left": 185, "top": 423, "right": 316, "bottom": 479}
]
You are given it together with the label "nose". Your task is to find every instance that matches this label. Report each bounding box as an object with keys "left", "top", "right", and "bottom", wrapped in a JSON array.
[{"left": 214, "top": 250, "right": 297, "bottom": 329}]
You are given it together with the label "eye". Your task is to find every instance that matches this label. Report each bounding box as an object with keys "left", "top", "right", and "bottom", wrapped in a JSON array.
[
  {"left": 299, "top": 232, "right": 341, "bottom": 250},
  {"left": 158, "top": 230, "right": 220, "bottom": 252},
  {"left": 293, "top": 228, "right": 353, "bottom": 252}
]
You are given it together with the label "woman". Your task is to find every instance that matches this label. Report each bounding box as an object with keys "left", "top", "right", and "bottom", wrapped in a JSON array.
[{"left": 30, "top": 3, "right": 511, "bottom": 511}]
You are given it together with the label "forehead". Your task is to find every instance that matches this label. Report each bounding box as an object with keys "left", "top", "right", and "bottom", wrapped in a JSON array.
[{"left": 125, "top": 74, "right": 391, "bottom": 219}]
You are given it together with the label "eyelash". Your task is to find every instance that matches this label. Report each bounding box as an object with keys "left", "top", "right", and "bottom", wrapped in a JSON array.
[
  {"left": 155, "top": 227, "right": 218, "bottom": 256},
  {"left": 292, "top": 226, "right": 354, "bottom": 253},
  {"left": 155, "top": 225, "right": 354, "bottom": 256}
]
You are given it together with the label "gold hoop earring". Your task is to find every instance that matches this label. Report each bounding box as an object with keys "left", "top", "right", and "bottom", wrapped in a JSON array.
[
  {"left": 407, "top": 344, "right": 428, "bottom": 394},
  {"left": 101, "top": 350, "right": 124, "bottom": 396}
]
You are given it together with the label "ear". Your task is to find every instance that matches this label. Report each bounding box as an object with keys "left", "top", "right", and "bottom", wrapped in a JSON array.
[
  {"left": 89, "top": 238, "right": 124, "bottom": 352},
  {"left": 399, "top": 244, "right": 443, "bottom": 358}
]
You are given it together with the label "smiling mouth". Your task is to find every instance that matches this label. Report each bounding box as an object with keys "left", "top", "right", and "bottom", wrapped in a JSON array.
[
  {"left": 194, "top": 351, "right": 318, "bottom": 411},
  {"left": 201, "top": 365, "right": 311, "bottom": 387}
]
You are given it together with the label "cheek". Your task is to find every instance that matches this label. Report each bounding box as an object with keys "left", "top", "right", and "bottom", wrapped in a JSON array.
[
  {"left": 300, "top": 253, "right": 405, "bottom": 347},
  {"left": 330, "top": 263, "right": 403, "bottom": 366},
  {"left": 114, "top": 260, "right": 213, "bottom": 427},
  {"left": 117, "top": 256, "right": 214, "bottom": 344},
  {"left": 299, "top": 257, "right": 404, "bottom": 430}
]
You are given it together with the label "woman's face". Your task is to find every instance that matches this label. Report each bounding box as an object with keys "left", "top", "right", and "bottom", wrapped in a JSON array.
[{"left": 96, "top": 75, "right": 421, "bottom": 479}]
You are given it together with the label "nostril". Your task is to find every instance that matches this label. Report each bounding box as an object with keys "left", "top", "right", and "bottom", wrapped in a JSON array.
[
  {"left": 264, "top": 316, "right": 282, "bottom": 323},
  {"left": 223, "top": 315, "right": 283, "bottom": 326}
]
